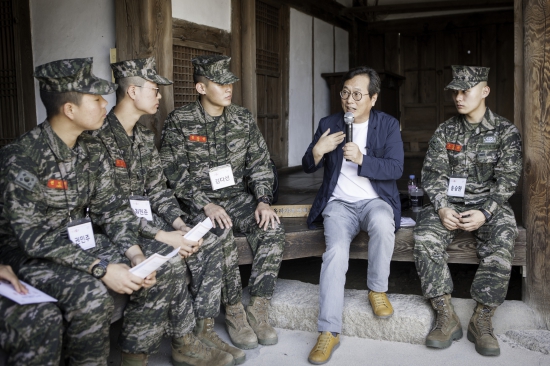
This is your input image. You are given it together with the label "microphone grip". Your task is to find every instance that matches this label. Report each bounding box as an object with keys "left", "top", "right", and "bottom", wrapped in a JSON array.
[{"left": 345, "top": 123, "right": 353, "bottom": 161}]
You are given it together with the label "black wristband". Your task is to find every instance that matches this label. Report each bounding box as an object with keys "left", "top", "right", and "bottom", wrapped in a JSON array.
[
  {"left": 257, "top": 195, "right": 271, "bottom": 205},
  {"left": 479, "top": 208, "right": 492, "bottom": 223}
]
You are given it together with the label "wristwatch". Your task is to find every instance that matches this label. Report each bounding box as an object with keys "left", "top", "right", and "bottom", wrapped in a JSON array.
[
  {"left": 257, "top": 195, "right": 272, "bottom": 205},
  {"left": 91, "top": 259, "right": 109, "bottom": 279},
  {"left": 479, "top": 208, "right": 493, "bottom": 223}
]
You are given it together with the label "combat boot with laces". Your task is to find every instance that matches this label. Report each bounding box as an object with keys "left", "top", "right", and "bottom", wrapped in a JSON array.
[{"left": 426, "top": 294, "right": 463, "bottom": 349}]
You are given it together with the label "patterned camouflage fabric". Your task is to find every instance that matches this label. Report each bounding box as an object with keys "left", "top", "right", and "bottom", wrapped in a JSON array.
[
  {"left": 160, "top": 100, "right": 285, "bottom": 303},
  {"left": 0, "top": 298, "right": 63, "bottom": 366},
  {"left": 444, "top": 65, "right": 490, "bottom": 91},
  {"left": 111, "top": 56, "right": 172, "bottom": 85},
  {"left": 34, "top": 57, "right": 116, "bottom": 94},
  {"left": 0, "top": 121, "right": 144, "bottom": 364},
  {"left": 93, "top": 110, "right": 223, "bottom": 320},
  {"left": 413, "top": 108, "right": 522, "bottom": 307},
  {"left": 192, "top": 55, "right": 239, "bottom": 85}
]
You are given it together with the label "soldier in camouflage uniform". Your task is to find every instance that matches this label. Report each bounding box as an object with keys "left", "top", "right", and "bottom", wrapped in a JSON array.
[
  {"left": 413, "top": 66, "right": 522, "bottom": 357},
  {"left": 0, "top": 245, "right": 63, "bottom": 366},
  {"left": 160, "top": 55, "right": 285, "bottom": 350},
  {"left": 0, "top": 57, "right": 189, "bottom": 366},
  {"left": 92, "top": 56, "right": 238, "bottom": 365}
]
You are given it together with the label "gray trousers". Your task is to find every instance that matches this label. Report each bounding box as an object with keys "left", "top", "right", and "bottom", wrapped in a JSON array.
[{"left": 318, "top": 198, "right": 395, "bottom": 333}]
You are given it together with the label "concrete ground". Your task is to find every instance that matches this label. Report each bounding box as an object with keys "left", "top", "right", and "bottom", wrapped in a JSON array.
[{"left": 107, "top": 313, "right": 550, "bottom": 366}]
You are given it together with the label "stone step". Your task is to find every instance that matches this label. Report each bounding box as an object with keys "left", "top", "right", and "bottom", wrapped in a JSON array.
[{"left": 243, "top": 279, "right": 545, "bottom": 345}]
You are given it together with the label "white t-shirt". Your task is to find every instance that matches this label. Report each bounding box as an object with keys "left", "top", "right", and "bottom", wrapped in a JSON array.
[{"left": 329, "top": 120, "right": 379, "bottom": 203}]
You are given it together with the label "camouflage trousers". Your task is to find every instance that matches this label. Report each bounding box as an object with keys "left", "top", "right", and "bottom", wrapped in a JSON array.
[
  {"left": 143, "top": 214, "right": 223, "bottom": 320},
  {"left": 0, "top": 298, "right": 63, "bottom": 366},
  {"left": 413, "top": 203, "right": 518, "bottom": 307},
  {"left": 119, "top": 255, "right": 195, "bottom": 354},
  {"left": 18, "top": 258, "right": 115, "bottom": 366},
  {"left": 192, "top": 192, "right": 285, "bottom": 305}
]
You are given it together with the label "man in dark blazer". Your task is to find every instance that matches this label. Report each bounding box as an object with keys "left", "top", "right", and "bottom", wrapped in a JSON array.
[{"left": 303, "top": 66, "right": 404, "bottom": 365}]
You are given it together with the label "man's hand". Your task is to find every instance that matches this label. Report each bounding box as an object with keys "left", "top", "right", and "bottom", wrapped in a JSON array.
[
  {"left": 255, "top": 202, "right": 281, "bottom": 230},
  {"left": 0, "top": 265, "right": 27, "bottom": 294},
  {"left": 155, "top": 230, "right": 201, "bottom": 258},
  {"left": 438, "top": 207, "right": 461, "bottom": 231},
  {"left": 172, "top": 217, "right": 188, "bottom": 232},
  {"left": 312, "top": 129, "right": 345, "bottom": 165},
  {"left": 101, "top": 263, "right": 143, "bottom": 295},
  {"left": 343, "top": 142, "right": 363, "bottom": 165},
  {"left": 129, "top": 255, "right": 157, "bottom": 289},
  {"left": 204, "top": 203, "right": 233, "bottom": 229},
  {"left": 457, "top": 210, "right": 486, "bottom": 232}
]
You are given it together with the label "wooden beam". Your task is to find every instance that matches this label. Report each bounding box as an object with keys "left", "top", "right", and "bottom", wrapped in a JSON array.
[
  {"left": 114, "top": 0, "right": 173, "bottom": 147},
  {"left": 522, "top": 0, "right": 550, "bottom": 329},
  {"left": 172, "top": 18, "right": 231, "bottom": 49},
  {"left": 513, "top": 0, "right": 524, "bottom": 133},
  {"left": 241, "top": 0, "right": 257, "bottom": 117},
  {"left": 346, "top": 0, "right": 512, "bottom": 15},
  {"left": 365, "top": 9, "right": 513, "bottom": 33},
  {"left": 234, "top": 218, "right": 527, "bottom": 266}
]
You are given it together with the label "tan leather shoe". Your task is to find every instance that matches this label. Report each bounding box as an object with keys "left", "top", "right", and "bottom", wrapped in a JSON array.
[
  {"left": 368, "top": 291, "right": 394, "bottom": 318},
  {"left": 308, "top": 331, "right": 340, "bottom": 365}
]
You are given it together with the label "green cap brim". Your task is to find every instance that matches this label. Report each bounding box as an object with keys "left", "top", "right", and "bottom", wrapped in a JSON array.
[{"left": 444, "top": 79, "right": 480, "bottom": 91}]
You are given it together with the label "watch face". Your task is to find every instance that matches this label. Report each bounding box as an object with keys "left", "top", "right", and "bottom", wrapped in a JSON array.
[{"left": 92, "top": 265, "right": 106, "bottom": 278}]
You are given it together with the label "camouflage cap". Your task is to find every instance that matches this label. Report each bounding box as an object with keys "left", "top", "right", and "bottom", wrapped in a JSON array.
[
  {"left": 34, "top": 57, "right": 116, "bottom": 95},
  {"left": 110, "top": 56, "right": 172, "bottom": 85},
  {"left": 192, "top": 55, "right": 239, "bottom": 85},
  {"left": 445, "top": 65, "right": 490, "bottom": 90}
]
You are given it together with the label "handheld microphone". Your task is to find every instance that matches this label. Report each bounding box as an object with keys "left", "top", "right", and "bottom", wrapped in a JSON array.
[{"left": 344, "top": 112, "right": 354, "bottom": 161}]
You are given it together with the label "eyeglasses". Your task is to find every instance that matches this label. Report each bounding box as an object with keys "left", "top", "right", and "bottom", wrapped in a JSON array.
[
  {"left": 340, "top": 89, "right": 368, "bottom": 101},
  {"left": 132, "top": 85, "right": 160, "bottom": 96}
]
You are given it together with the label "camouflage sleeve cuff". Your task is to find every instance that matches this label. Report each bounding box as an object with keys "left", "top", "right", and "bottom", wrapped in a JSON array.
[
  {"left": 139, "top": 221, "right": 160, "bottom": 240},
  {"left": 254, "top": 184, "right": 272, "bottom": 200},
  {"left": 193, "top": 192, "right": 212, "bottom": 211},
  {"left": 433, "top": 194, "right": 449, "bottom": 212},
  {"left": 75, "top": 252, "right": 100, "bottom": 273},
  {"left": 482, "top": 199, "right": 500, "bottom": 215},
  {"left": 163, "top": 208, "right": 185, "bottom": 228}
]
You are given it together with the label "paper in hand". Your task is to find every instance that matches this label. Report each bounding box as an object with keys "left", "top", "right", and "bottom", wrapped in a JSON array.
[
  {"left": 129, "top": 248, "right": 179, "bottom": 279},
  {"left": 184, "top": 217, "right": 213, "bottom": 241},
  {"left": 0, "top": 280, "right": 57, "bottom": 305}
]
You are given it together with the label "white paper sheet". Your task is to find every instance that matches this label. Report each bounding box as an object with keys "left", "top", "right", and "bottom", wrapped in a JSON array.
[
  {"left": 0, "top": 280, "right": 57, "bottom": 305},
  {"left": 400, "top": 217, "right": 416, "bottom": 227},
  {"left": 129, "top": 248, "right": 179, "bottom": 279},
  {"left": 184, "top": 217, "right": 213, "bottom": 241}
]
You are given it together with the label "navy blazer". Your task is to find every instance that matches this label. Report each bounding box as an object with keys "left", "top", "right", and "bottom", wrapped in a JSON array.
[{"left": 302, "top": 109, "right": 404, "bottom": 230}]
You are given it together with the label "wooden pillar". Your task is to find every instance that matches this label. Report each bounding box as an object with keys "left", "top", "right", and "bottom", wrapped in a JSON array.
[
  {"left": 241, "top": 0, "right": 257, "bottom": 118},
  {"left": 231, "top": 0, "right": 243, "bottom": 106},
  {"left": 520, "top": 0, "right": 550, "bottom": 329},
  {"left": 114, "top": 0, "right": 173, "bottom": 146}
]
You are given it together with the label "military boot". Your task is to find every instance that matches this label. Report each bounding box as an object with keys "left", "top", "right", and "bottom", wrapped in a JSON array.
[
  {"left": 425, "top": 294, "right": 463, "bottom": 349},
  {"left": 225, "top": 302, "right": 258, "bottom": 349},
  {"left": 246, "top": 296, "right": 278, "bottom": 345},
  {"left": 171, "top": 333, "right": 235, "bottom": 366},
  {"left": 467, "top": 302, "right": 500, "bottom": 356},
  {"left": 194, "top": 318, "right": 246, "bottom": 365},
  {"left": 120, "top": 353, "right": 148, "bottom": 366}
]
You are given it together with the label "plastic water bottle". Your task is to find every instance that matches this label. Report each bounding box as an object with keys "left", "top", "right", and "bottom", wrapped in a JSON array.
[{"left": 408, "top": 175, "right": 416, "bottom": 208}]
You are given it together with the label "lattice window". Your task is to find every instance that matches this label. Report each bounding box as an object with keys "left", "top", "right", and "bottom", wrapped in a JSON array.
[
  {"left": 0, "top": 0, "right": 18, "bottom": 147},
  {"left": 256, "top": 0, "right": 279, "bottom": 73},
  {"left": 173, "top": 44, "right": 222, "bottom": 108}
]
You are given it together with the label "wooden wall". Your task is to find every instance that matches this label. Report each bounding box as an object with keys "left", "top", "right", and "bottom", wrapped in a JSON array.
[{"left": 359, "top": 11, "right": 515, "bottom": 187}]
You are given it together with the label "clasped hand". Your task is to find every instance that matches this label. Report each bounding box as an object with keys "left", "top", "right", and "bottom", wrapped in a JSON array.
[{"left": 438, "top": 207, "right": 486, "bottom": 232}]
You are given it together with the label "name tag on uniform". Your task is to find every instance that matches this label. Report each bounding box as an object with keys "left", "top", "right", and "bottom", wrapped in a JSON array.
[
  {"left": 447, "top": 177, "right": 467, "bottom": 197},
  {"left": 129, "top": 196, "right": 153, "bottom": 221},
  {"left": 67, "top": 218, "right": 96, "bottom": 250},
  {"left": 209, "top": 164, "right": 235, "bottom": 190}
]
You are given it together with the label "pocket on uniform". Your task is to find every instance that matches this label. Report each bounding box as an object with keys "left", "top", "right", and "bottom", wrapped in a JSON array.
[{"left": 475, "top": 149, "right": 499, "bottom": 182}]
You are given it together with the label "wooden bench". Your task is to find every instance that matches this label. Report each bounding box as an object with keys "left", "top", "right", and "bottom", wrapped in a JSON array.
[{"left": 234, "top": 217, "right": 527, "bottom": 267}]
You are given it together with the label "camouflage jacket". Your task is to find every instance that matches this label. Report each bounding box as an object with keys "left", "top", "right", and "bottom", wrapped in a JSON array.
[
  {"left": 160, "top": 100, "right": 273, "bottom": 215},
  {"left": 92, "top": 109, "right": 184, "bottom": 239},
  {"left": 0, "top": 121, "right": 139, "bottom": 273},
  {"left": 422, "top": 108, "right": 522, "bottom": 214}
]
